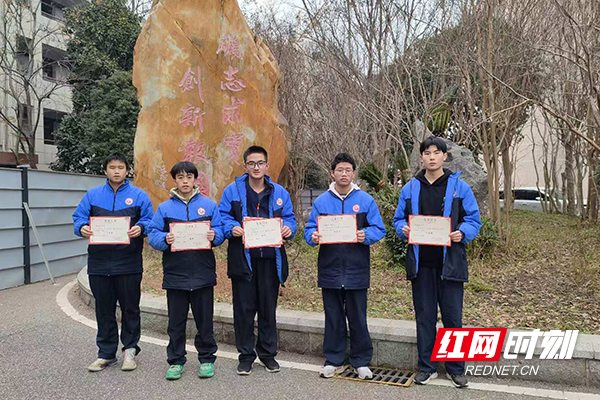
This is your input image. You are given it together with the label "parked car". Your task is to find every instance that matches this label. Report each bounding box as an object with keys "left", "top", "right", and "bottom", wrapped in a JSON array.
[{"left": 499, "top": 187, "right": 563, "bottom": 212}]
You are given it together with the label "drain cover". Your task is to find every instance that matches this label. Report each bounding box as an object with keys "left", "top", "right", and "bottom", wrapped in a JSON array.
[{"left": 335, "top": 366, "right": 415, "bottom": 387}]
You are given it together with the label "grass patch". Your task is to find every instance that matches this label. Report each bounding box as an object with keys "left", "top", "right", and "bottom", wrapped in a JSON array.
[{"left": 142, "top": 210, "right": 600, "bottom": 333}]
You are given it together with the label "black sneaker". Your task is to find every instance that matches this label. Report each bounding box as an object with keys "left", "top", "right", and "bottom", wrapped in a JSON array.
[
  {"left": 414, "top": 371, "right": 438, "bottom": 385},
  {"left": 237, "top": 360, "right": 253, "bottom": 375},
  {"left": 259, "top": 359, "right": 280, "bottom": 373},
  {"left": 447, "top": 373, "right": 468, "bottom": 388}
]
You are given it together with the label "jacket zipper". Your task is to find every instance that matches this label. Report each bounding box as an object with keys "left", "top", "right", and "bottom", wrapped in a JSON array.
[
  {"left": 112, "top": 189, "right": 118, "bottom": 211},
  {"left": 341, "top": 196, "right": 346, "bottom": 288}
]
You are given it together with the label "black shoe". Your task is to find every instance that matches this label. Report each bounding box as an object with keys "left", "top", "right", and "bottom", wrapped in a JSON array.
[
  {"left": 446, "top": 373, "right": 468, "bottom": 388},
  {"left": 237, "top": 360, "right": 253, "bottom": 375},
  {"left": 414, "top": 371, "right": 438, "bottom": 385},
  {"left": 259, "top": 359, "right": 280, "bottom": 373}
]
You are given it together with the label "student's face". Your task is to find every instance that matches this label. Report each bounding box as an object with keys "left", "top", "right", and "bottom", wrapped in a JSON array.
[
  {"left": 175, "top": 172, "right": 195, "bottom": 195},
  {"left": 104, "top": 160, "right": 127, "bottom": 184},
  {"left": 419, "top": 145, "right": 447, "bottom": 172},
  {"left": 331, "top": 162, "right": 356, "bottom": 187},
  {"left": 244, "top": 152, "right": 269, "bottom": 180}
]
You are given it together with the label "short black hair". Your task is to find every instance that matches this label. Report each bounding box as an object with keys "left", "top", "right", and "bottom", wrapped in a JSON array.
[
  {"left": 170, "top": 161, "right": 198, "bottom": 179},
  {"left": 102, "top": 153, "right": 129, "bottom": 171},
  {"left": 243, "top": 145, "right": 268, "bottom": 163},
  {"left": 331, "top": 153, "right": 356, "bottom": 171},
  {"left": 419, "top": 136, "right": 448, "bottom": 154}
]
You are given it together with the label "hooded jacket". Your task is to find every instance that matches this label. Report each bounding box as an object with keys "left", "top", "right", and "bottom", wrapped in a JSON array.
[
  {"left": 218, "top": 174, "right": 297, "bottom": 284},
  {"left": 148, "top": 188, "right": 225, "bottom": 291},
  {"left": 393, "top": 171, "right": 482, "bottom": 282},
  {"left": 72, "top": 179, "right": 154, "bottom": 275},
  {"left": 304, "top": 182, "right": 386, "bottom": 289}
]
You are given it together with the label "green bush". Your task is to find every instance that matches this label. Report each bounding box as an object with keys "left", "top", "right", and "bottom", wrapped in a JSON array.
[
  {"left": 371, "top": 185, "right": 409, "bottom": 266},
  {"left": 467, "top": 217, "right": 498, "bottom": 260}
]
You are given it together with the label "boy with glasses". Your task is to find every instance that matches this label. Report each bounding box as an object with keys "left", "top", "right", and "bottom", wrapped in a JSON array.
[
  {"left": 304, "top": 153, "right": 386, "bottom": 380},
  {"left": 218, "top": 145, "right": 297, "bottom": 375}
]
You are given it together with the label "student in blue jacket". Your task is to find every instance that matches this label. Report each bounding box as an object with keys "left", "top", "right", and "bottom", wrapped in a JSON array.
[
  {"left": 393, "top": 137, "right": 482, "bottom": 388},
  {"left": 304, "top": 153, "right": 386, "bottom": 380},
  {"left": 148, "top": 161, "right": 224, "bottom": 380},
  {"left": 218, "top": 145, "right": 297, "bottom": 375},
  {"left": 72, "top": 153, "right": 154, "bottom": 373}
]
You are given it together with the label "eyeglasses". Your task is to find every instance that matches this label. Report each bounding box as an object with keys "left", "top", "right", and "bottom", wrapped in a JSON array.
[
  {"left": 246, "top": 161, "right": 267, "bottom": 169},
  {"left": 334, "top": 168, "right": 354, "bottom": 175}
]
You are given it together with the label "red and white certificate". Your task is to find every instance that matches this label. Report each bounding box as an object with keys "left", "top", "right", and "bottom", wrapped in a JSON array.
[
  {"left": 243, "top": 217, "right": 283, "bottom": 249},
  {"left": 170, "top": 221, "right": 211, "bottom": 251},
  {"left": 317, "top": 214, "right": 358, "bottom": 244},
  {"left": 89, "top": 216, "right": 130, "bottom": 245},
  {"left": 408, "top": 215, "right": 452, "bottom": 247}
]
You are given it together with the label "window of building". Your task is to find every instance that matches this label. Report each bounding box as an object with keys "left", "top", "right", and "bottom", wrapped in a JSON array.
[
  {"left": 41, "top": 0, "right": 66, "bottom": 21},
  {"left": 44, "top": 109, "right": 66, "bottom": 145},
  {"left": 42, "top": 45, "right": 69, "bottom": 82},
  {"left": 18, "top": 103, "right": 33, "bottom": 134},
  {"left": 16, "top": 37, "right": 32, "bottom": 74}
]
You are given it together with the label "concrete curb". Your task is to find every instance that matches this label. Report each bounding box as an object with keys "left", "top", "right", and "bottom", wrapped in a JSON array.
[{"left": 77, "top": 268, "right": 600, "bottom": 387}]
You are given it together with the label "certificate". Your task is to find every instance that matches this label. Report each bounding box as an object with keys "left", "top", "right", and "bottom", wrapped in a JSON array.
[
  {"left": 170, "top": 221, "right": 211, "bottom": 251},
  {"left": 408, "top": 215, "right": 451, "bottom": 247},
  {"left": 243, "top": 217, "right": 283, "bottom": 249},
  {"left": 89, "top": 216, "right": 130, "bottom": 245},
  {"left": 317, "top": 214, "right": 358, "bottom": 244}
]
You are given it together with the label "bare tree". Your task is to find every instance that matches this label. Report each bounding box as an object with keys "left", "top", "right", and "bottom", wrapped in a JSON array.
[{"left": 0, "top": 0, "right": 69, "bottom": 167}]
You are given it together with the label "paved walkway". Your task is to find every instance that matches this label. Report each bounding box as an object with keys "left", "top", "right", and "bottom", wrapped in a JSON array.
[{"left": 1, "top": 275, "right": 599, "bottom": 400}]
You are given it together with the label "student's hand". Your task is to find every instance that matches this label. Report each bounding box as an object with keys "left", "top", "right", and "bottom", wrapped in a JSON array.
[
  {"left": 311, "top": 231, "right": 321, "bottom": 245},
  {"left": 128, "top": 225, "right": 142, "bottom": 238},
  {"left": 402, "top": 225, "right": 410, "bottom": 237},
  {"left": 450, "top": 230, "right": 463, "bottom": 243},
  {"left": 281, "top": 225, "right": 292, "bottom": 239},
  {"left": 166, "top": 233, "right": 175, "bottom": 245},
  {"left": 207, "top": 230, "right": 215, "bottom": 242},
  {"left": 357, "top": 230, "right": 366, "bottom": 243},
  {"left": 232, "top": 226, "right": 244, "bottom": 237},
  {"left": 80, "top": 225, "right": 93, "bottom": 238}
]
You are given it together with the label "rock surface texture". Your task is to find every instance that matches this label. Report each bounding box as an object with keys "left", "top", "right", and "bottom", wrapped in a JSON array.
[{"left": 132, "top": 0, "right": 289, "bottom": 204}]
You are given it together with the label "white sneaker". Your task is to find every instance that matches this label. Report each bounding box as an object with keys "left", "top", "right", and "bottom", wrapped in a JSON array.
[
  {"left": 320, "top": 365, "right": 345, "bottom": 378},
  {"left": 87, "top": 357, "right": 117, "bottom": 372},
  {"left": 356, "top": 366, "right": 373, "bottom": 380},
  {"left": 121, "top": 348, "right": 137, "bottom": 371}
]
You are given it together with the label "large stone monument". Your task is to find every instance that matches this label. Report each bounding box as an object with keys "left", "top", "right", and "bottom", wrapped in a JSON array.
[{"left": 132, "top": 0, "right": 289, "bottom": 205}]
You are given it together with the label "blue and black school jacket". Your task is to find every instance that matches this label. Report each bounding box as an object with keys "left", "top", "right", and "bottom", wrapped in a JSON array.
[
  {"left": 218, "top": 174, "right": 297, "bottom": 284},
  {"left": 72, "top": 179, "right": 154, "bottom": 276},
  {"left": 147, "top": 191, "right": 224, "bottom": 291},
  {"left": 304, "top": 184, "right": 386, "bottom": 290},
  {"left": 393, "top": 171, "right": 482, "bottom": 282}
]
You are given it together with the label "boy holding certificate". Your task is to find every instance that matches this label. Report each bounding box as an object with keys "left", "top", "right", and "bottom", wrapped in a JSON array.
[
  {"left": 393, "top": 137, "right": 482, "bottom": 388},
  {"left": 147, "top": 161, "right": 224, "bottom": 380},
  {"left": 73, "top": 153, "right": 154, "bottom": 372},
  {"left": 218, "top": 145, "right": 297, "bottom": 376},
  {"left": 304, "top": 153, "right": 386, "bottom": 380}
]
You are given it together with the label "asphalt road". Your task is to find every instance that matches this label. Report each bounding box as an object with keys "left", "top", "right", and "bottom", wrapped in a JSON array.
[{"left": 1, "top": 275, "right": 599, "bottom": 400}]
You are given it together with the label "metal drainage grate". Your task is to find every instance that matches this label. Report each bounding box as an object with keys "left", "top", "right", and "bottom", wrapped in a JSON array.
[{"left": 335, "top": 366, "right": 415, "bottom": 387}]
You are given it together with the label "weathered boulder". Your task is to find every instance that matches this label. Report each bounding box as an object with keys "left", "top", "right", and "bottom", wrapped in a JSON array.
[
  {"left": 410, "top": 122, "right": 489, "bottom": 216},
  {"left": 132, "top": 0, "right": 289, "bottom": 205}
]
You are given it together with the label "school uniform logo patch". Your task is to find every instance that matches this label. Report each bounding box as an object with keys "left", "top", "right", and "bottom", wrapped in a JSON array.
[
  {"left": 125, "top": 198, "right": 134, "bottom": 205},
  {"left": 276, "top": 198, "right": 283, "bottom": 206},
  {"left": 197, "top": 207, "right": 206, "bottom": 216},
  {"left": 353, "top": 204, "right": 360, "bottom": 212}
]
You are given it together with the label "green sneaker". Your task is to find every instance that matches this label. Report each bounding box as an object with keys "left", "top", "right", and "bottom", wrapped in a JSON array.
[
  {"left": 198, "top": 363, "right": 215, "bottom": 378},
  {"left": 166, "top": 365, "right": 184, "bottom": 380}
]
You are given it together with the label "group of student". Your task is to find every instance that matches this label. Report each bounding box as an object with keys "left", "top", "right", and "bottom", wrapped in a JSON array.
[{"left": 72, "top": 137, "right": 482, "bottom": 388}]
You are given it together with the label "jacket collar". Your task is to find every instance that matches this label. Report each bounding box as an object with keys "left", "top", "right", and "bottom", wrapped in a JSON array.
[
  {"left": 328, "top": 181, "right": 360, "bottom": 201},
  {"left": 170, "top": 187, "right": 200, "bottom": 204},
  {"left": 105, "top": 178, "right": 130, "bottom": 192}
]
